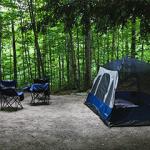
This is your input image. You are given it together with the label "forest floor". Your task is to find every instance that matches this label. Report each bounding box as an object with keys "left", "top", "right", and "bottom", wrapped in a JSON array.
[{"left": 0, "top": 93, "right": 150, "bottom": 150}]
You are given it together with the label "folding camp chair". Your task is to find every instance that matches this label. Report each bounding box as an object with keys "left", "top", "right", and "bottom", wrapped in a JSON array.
[
  {"left": 30, "top": 79, "right": 50, "bottom": 105},
  {"left": 0, "top": 80, "right": 24, "bottom": 111}
]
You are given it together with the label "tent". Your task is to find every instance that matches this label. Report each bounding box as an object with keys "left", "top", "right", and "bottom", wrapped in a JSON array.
[{"left": 85, "top": 57, "right": 150, "bottom": 127}]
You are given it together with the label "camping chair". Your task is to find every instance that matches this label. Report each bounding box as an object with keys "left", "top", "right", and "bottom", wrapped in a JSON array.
[
  {"left": 30, "top": 79, "right": 50, "bottom": 105},
  {"left": 0, "top": 80, "right": 24, "bottom": 111}
]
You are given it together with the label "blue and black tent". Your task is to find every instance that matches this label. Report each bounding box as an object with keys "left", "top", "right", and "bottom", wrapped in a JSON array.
[{"left": 85, "top": 57, "right": 150, "bottom": 127}]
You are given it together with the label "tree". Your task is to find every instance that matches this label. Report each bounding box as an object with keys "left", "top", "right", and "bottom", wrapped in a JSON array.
[
  {"left": 53, "top": 0, "right": 94, "bottom": 90},
  {"left": 0, "top": 0, "right": 150, "bottom": 91},
  {"left": 0, "top": 14, "right": 2, "bottom": 80},
  {"left": 131, "top": 15, "right": 136, "bottom": 58},
  {"left": 11, "top": 19, "right": 17, "bottom": 82},
  {"left": 27, "top": 0, "right": 45, "bottom": 78}
]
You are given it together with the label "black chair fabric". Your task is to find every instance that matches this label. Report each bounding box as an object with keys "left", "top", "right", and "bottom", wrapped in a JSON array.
[{"left": 0, "top": 80, "right": 24, "bottom": 110}]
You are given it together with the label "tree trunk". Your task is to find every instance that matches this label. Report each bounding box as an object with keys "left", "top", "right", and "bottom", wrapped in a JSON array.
[
  {"left": 20, "top": 18, "right": 26, "bottom": 83},
  {"left": 34, "top": 31, "right": 44, "bottom": 78},
  {"left": 116, "top": 28, "right": 120, "bottom": 59},
  {"left": 61, "top": 53, "right": 65, "bottom": 86},
  {"left": 11, "top": 20, "right": 17, "bottom": 82},
  {"left": 106, "top": 33, "right": 110, "bottom": 63},
  {"left": 0, "top": 15, "right": 2, "bottom": 80},
  {"left": 96, "top": 32, "right": 100, "bottom": 73},
  {"left": 76, "top": 27, "right": 80, "bottom": 89},
  {"left": 28, "top": 0, "right": 44, "bottom": 78},
  {"left": 25, "top": 32, "right": 33, "bottom": 82},
  {"left": 125, "top": 31, "right": 129, "bottom": 57},
  {"left": 84, "top": 19, "right": 92, "bottom": 90},
  {"left": 68, "top": 29, "right": 77, "bottom": 89},
  {"left": 141, "top": 40, "right": 144, "bottom": 61},
  {"left": 9, "top": 48, "right": 12, "bottom": 79},
  {"left": 131, "top": 16, "right": 136, "bottom": 58},
  {"left": 49, "top": 42, "right": 53, "bottom": 90},
  {"left": 82, "top": 36, "right": 85, "bottom": 88},
  {"left": 58, "top": 54, "right": 62, "bottom": 89},
  {"left": 65, "top": 34, "right": 70, "bottom": 88},
  {"left": 103, "top": 36, "right": 106, "bottom": 64},
  {"left": 42, "top": 30, "right": 47, "bottom": 74},
  {"left": 121, "top": 29, "right": 124, "bottom": 57},
  {"left": 111, "top": 28, "right": 115, "bottom": 60}
]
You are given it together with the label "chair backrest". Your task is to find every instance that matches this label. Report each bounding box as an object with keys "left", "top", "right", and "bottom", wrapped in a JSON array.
[
  {"left": 1, "top": 88, "right": 17, "bottom": 96},
  {"left": 32, "top": 79, "right": 50, "bottom": 95},
  {"left": 0, "top": 80, "right": 17, "bottom": 89},
  {"left": 30, "top": 83, "right": 49, "bottom": 92},
  {"left": 34, "top": 79, "right": 49, "bottom": 84}
]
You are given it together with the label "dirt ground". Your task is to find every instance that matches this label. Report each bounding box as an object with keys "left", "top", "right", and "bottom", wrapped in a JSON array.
[{"left": 1, "top": 93, "right": 150, "bottom": 150}]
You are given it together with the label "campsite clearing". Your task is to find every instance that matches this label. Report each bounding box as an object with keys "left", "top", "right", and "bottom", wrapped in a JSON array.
[{"left": 0, "top": 93, "right": 150, "bottom": 150}]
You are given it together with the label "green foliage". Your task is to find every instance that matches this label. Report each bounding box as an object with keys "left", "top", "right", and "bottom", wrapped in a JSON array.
[{"left": 0, "top": 0, "right": 150, "bottom": 91}]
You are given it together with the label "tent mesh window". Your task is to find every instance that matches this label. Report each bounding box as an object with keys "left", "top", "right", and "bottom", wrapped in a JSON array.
[
  {"left": 96, "top": 73, "right": 110, "bottom": 101},
  {"left": 91, "top": 75, "right": 101, "bottom": 94},
  {"left": 105, "top": 81, "right": 114, "bottom": 106},
  {"left": 117, "top": 61, "right": 150, "bottom": 95},
  {"left": 105, "top": 58, "right": 150, "bottom": 95}
]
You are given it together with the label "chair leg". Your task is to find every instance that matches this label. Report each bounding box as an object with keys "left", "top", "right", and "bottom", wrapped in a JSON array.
[
  {"left": 0, "top": 95, "right": 23, "bottom": 110},
  {"left": 30, "top": 92, "right": 39, "bottom": 104},
  {"left": 1, "top": 95, "right": 7, "bottom": 110},
  {"left": 16, "top": 97, "right": 23, "bottom": 109},
  {"left": 30, "top": 91, "right": 50, "bottom": 105}
]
